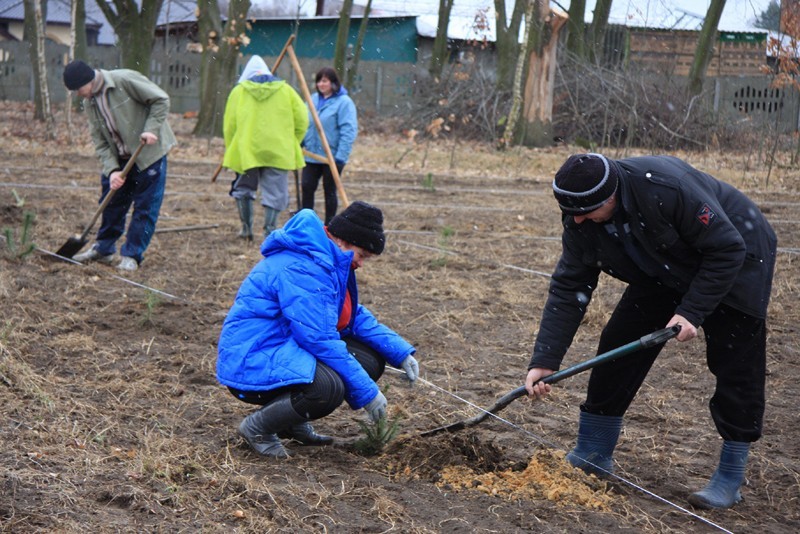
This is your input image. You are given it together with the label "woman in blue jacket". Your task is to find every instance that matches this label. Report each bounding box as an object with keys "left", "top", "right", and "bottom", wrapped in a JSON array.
[
  {"left": 217, "top": 201, "right": 418, "bottom": 458},
  {"left": 301, "top": 67, "right": 358, "bottom": 224}
]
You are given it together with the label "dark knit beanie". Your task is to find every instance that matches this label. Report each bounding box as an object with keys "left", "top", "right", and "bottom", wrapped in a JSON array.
[
  {"left": 552, "top": 153, "right": 619, "bottom": 214},
  {"left": 328, "top": 201, "right": 385, "bottom": 255},
  {"left": 63, "top": 60, "right": 95, "bottom": 90}
]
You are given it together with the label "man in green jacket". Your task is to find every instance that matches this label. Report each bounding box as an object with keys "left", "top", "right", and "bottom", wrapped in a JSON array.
[
  {"left": 63, "top": 60, "right": 177, "bottom": 271},
  {"left": 223, "top": 56, "right": 308, "bottom": 240}
]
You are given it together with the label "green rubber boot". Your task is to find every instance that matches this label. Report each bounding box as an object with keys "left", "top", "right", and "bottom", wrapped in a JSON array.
[
  {"left": 235, "top": 197, "right": 253, "bottom": 241},
  {"left": 264, "top": 206, "right": 281, "bottom": 237}
]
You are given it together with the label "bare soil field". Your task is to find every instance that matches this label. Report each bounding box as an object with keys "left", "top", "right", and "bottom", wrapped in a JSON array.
[{"left": 1, "top": 101, "right": 799, "bottom": 533}]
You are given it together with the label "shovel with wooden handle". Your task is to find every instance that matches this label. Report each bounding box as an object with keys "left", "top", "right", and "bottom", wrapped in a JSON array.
[
  {"left": 56, "top": 140, "right": 146, "bottom": 259},
  {"left": 421, "top": 325, "right": 681, "bottom": 437}
]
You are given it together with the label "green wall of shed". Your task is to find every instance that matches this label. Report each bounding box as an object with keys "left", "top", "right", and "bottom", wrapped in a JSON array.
[{"left": 243, "top": 17, "right": 418, "bottom": 63}]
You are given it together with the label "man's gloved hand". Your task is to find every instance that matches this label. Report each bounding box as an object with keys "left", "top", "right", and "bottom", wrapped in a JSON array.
[
  {"left": 364, "top": 391, "right": 387, "bottom": 422},
  {"left": 400, "top": 354, "right": 419, "bottom": 383}
]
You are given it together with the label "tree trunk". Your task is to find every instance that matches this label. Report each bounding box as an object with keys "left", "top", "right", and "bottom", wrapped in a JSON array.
[
  {"left": 518, "top": 2, "right": 568, "bottom": 147},
  {"left": 71, "top": 0, "right": 87, "bottom": 60},
  {"left": 24, "top": 0, "right": 53, "bottom": 128},
  {"left": 429, "top": 0, "right": 455, "bottom": 80},
  {"left": 588, "top": 0, "right": 613, "bottom": 64},
  {"left": 194, "top": 0, "right": 251, "bottom": 138},
  {"left": 346, "top": 0, "right": 372, "bottom": 90},
  {"left": 94, "top": 0, "right": 165, "bottom": 75},
  {"left": 500, "top": 0, "right": 535, "bottom": 149},
  {"left": 688, "top": 0, "right": 726, "bottom": 96},
  {"left": 566, "top": 0, "right": 586, "bottom": 58},
  {"left": 333, "top": 0, "right": 354, "bottom": 78},
  {"left": 494, "top": 0, "right": 526, "bottom": 91}
]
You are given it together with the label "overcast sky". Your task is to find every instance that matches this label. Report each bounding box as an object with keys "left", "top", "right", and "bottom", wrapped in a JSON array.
[{"left": 338, "top": 0, "right": 774, "bottom": 32}]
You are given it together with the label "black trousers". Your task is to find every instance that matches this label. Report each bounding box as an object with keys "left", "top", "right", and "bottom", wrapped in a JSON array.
[
  {"left": 301, "top": 162, "right": 343, "bottom": 224},
  {"left": 228, "top": 338, "right": 385, "bottom": 421},
  {"left": 582, "top": 285, "right": 766, "bottom": 443}
]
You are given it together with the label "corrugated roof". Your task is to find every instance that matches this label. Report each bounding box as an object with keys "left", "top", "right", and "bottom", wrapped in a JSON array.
[{"left": 0, "top": 0, "right": 102, "bottom": 27}]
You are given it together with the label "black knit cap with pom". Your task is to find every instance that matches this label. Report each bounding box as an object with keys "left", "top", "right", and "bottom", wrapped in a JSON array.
[
  {"left": 552, "top": 153, "right": 619, "bottom": 214},
  {"left": 327, "top": 201, "right": 385, "bottom": 255}
]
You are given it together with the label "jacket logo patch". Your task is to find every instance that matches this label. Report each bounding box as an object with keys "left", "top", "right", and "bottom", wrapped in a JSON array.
[{"left": 696, "top": 203, "right": 716, "bottom": 226}]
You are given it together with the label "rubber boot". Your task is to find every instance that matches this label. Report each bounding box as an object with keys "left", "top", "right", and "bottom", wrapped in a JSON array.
[
  {"left": 238, "top": 394, "right": 304, "bottom": 458},
  {"left": 264, "top": 207, "right": 280, "bottom": 237},
  {"left": 688, "top": 441, "right": 750, "bottom": 509},
  {"left": 566, "top": 411, "right": 623, "bottom": 477},
  {"left": 235, "top": 197, "right": 253, "bottom": 241},
  {"left": 279, "top": 422, "right": 334, "bottom": 446}
]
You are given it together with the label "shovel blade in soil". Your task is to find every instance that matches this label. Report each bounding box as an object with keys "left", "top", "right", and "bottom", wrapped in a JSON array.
[{"left": 55, "top": 236, "right": 88, "bottom": 259}]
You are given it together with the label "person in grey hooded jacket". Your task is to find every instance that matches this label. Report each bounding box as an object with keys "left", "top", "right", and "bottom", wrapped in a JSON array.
[{"left": 525, "top": 153, "right": 777, "bottom": 510}]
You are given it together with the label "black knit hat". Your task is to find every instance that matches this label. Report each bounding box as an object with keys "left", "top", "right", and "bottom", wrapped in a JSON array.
[
  {"left": 328, "top": 201, "right": 385, "bottom": 255},
  {"left": 63, "top": 60, "right": 95, "bottom": 90},
  {"left": 552, "top": 153, "right": 619, "bottom": 214}
]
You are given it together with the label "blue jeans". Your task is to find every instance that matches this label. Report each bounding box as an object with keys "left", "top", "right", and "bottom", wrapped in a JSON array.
[{"left": 94, "top": 157, "right": 167, "bottom": 264}]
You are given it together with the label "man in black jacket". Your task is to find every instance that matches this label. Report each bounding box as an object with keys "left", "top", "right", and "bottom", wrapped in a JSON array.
[{"left": 525, "top": 153, "right": 777, "bottom": 510}]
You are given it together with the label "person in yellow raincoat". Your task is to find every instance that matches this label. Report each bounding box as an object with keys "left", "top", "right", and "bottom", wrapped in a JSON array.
[{"left": 223, "top": 56, "right": 308, "bottom": 240}]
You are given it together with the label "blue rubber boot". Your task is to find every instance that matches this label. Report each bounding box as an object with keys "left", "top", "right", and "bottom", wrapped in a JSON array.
[
  {"left": 688, "top": 441, "right": 750, "bottom": 509},
  {"left": 566, "top": 412, "right": 623, "bottom": 477}
]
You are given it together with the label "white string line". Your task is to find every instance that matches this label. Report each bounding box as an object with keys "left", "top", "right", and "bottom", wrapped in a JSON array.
[
  {"left": 396, "top": 239, "right": 554, "bottom": 278},
  {"left": 401, "top": 370, "right": 734, "bottom": 534},
  {"left": 0, "top": 165, "right": 545, "bottom": 186},
  {"left": 2, "top": 222, "right": 748, "bottom": 532},
  {"left": 33, "top": 245, "right": 185, "bottom": 302}
]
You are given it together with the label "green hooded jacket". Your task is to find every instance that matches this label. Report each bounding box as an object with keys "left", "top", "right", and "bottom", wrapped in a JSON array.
[{"left": 223, "top": 77, "right": 308, "bottom": 173}]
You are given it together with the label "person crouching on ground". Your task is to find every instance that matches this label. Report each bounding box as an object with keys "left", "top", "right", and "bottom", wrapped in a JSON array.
[
  {"left": 216, "top": 201, "right": 419, "bottom": 458},
  {"left": 63, "top": 59, "right": 176, "bottom": 271}
]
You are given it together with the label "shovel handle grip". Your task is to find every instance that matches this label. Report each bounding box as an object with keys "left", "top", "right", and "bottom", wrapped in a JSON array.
[
  {"left": 80, "top": 141, "right": 146, "bottom": 240},
  {"left": 507, "top": 325, "right": 682, "bottom": 405},
  {"left": 420, "top": 326, "right": 680, "bottom": 437}
]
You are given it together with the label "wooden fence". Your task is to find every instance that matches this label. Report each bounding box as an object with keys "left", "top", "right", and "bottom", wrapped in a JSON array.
[
  {"left": 1, "top": 40, "right": 798, "bottom": 132},
  {"left": 0, "top": 41, "right": 418, "bottom": 116}
]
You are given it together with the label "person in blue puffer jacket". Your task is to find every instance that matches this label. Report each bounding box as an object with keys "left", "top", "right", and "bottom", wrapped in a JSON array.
[
  {"left": 217, "top": 201, "right": 418, "bottom": 459},
  {"left": 301, "top": 67, "right": 358, "bottom": 224}
]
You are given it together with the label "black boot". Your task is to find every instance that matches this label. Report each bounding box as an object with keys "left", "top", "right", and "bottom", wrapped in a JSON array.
[
  {"left": 279, "top": 422, "right": 334, "bottom": 446},
  {"left": 238, "top": 394, "right": 304, "bottom": 458}
]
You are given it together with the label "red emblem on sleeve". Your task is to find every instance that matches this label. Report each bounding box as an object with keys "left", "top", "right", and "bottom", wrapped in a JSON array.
[{"left": 696, "top": 203, "right": 716, "bottom": 226}]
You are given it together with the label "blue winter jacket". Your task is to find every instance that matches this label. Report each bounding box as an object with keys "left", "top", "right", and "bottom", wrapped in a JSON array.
[
  {"left": 303, "top": 87, "right": 358, "bottom": 164},
  {"left": 216, "top": 209, "right": 414, "bottom": 409}
]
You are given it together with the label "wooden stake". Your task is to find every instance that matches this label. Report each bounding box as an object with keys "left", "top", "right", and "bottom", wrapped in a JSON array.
[{"left": 286, "top": 45, "right": 349, "bottom": 207}]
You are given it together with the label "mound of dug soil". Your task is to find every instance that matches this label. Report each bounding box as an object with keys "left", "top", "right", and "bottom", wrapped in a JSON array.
[
  {"left": 437, "top": 449, "right": 615, "bottom": 509},
  {"left": 382, "top": 432, "right": 613, "bottom": 510}
]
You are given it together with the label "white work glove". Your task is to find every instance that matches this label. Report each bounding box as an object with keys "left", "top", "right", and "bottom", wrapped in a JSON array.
[
  {"left": 363, "top": 391, "right": 387, "bottom": 422},
  {"left": 400, "top": 354, "right": 419, "bottom": 383}
]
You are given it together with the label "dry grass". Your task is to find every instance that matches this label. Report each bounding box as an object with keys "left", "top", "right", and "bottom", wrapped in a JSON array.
[{"left": 1, "top": 101, "right": 799, "bottom": 532}]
